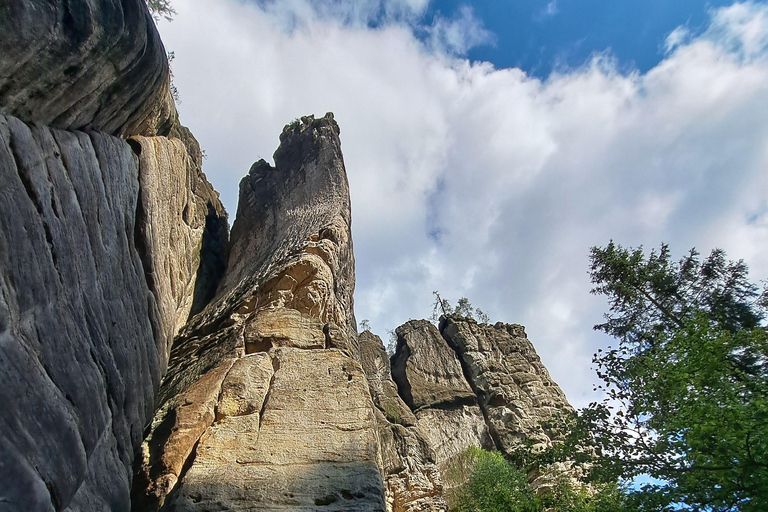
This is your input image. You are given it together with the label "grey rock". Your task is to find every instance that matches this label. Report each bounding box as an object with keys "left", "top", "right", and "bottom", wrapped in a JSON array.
[
  {"left": 391, "top": 320, "right": 475, "bottom": 411},
  {"left": 0, "top": 0, "right": 178, "bottom": 137},
  {"left": 359, "top": 331, "right": 416, "bottom": 427},
  {"left": 0, "top": 114, "right": 159, "bottom": 512}
]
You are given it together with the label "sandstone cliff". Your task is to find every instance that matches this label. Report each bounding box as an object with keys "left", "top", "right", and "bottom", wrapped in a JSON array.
[{"left": 133, "top": 114, "right": 386, "bottom": 511}]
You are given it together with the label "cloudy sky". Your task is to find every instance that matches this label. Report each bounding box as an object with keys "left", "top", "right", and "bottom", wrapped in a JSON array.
[{"left": 157, "top": 0, "right": 768, "bottom": 408}]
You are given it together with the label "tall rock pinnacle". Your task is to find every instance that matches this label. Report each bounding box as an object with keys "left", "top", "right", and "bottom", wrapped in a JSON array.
[{"left": 134, "top": 113, "right": 386, "bottom": 511}]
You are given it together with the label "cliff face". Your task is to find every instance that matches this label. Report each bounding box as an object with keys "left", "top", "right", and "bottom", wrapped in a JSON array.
[
  {"left": 0, "top": 1, "right": 226, "bottom": 510},
  {"left": 0, "top": 2, "right": 576, "bottom": 510},
  {"left": 0, "top": 0, "right": 178, "bottom": 137}
]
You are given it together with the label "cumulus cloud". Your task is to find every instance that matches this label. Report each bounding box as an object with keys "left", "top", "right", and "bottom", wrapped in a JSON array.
[{"left": 158, "top": 0, "right": 768, "bottom": 408}]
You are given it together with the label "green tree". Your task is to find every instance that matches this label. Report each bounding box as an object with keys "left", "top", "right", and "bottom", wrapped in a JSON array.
[
  {"left": 447, "top": 447, "right": 633, "bottom": 512},
  {"left": 431, "top": 291, "right": 491, "bottom": 324},
  {"left": 572, "top": 242, "right": 768, "bottom": 511}
]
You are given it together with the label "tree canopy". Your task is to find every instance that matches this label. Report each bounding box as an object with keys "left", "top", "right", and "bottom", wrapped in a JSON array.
[{"left": 567, "top": 242, "right": 768, "bottom": 511}]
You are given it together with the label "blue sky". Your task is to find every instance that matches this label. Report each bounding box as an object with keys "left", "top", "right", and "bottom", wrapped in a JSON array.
[
  {"left": 157, "top": 0, "right": 768, "bottom": 408},
  {"left": 425, "top": 1, "right": 736, "bottom": 75}
]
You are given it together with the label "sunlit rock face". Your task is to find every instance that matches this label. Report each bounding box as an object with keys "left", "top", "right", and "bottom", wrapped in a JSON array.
[
  {"left": 390, "top": 320, "right": 494, "bottom": 478},
  {"left": 134, "top": 113, "right": 386, "bottom": 511},
  {"left": 439, "top": 318, "right": 574, "bottom": 456}
]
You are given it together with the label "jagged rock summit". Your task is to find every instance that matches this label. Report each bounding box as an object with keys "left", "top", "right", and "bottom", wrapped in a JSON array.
[{"left": 0, "top": 1, "right": 578, "bottom": 511}]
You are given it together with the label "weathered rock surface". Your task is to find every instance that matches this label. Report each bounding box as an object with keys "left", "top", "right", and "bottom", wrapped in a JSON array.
[
  {"left": 0, "top": 114, "right": 158, "bottom": 512},
  {"left": 0, "top": 0, "right": 178, "bottom": 137},
  {"left": 391, "top": 320, "right": 475, "bottom": 411},
  {"left": 131, "top": 135, "right": 228, "bottom": 362},
  {"left": 440, "top": 317, "right": 574, "bottom": 455},
  {"left": 390, "top": 320, "right": 493, "bottom": 475},
  {"left": 359, "top": 331, "right": 446, "bottom": 512},
  {"left": 135, "top": 114, "right": 386, "bottom": 511}
]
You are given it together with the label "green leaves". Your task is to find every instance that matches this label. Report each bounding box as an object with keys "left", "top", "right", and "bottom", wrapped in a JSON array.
[
  {"left": 447, "top": 447, "right": 633, "bottom": 512},
  {"left": 576, "top": 243, "right": 768, "bottom": 511}
]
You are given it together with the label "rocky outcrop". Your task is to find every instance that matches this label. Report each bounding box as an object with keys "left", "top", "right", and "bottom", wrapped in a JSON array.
[
  {"left": 0, "top": 0, "right": 178, "bottom": 137},
  {"left": 440, "top": 318, "right": 574, "bottom": 455},
  {"left": 390, "top": 321, "right": 493, "bottom": 474},
  {"left": 134, "top": 114, "right": 386, "bottom": 511},
  {"left": 359, "top": 331, "right": 446, "bottom": 512}
]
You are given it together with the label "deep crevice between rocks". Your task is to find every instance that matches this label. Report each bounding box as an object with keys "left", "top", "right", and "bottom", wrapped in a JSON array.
[{"left": 438, "top": 319, "right": 502, "bottom": 452}]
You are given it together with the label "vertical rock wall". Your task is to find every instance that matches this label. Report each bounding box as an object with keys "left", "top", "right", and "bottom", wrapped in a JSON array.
[
  {"left": 390, "top": 321, "right": 493, "bottom": 475},
  {"left": 358, "top": 331, "right": 446, "bottom": 512},
  {"left": 0, "top": 1, "right": 228, "bottom": 509},
  {"left": 0, "top": 114, "right": 155, "bottom": 512}
]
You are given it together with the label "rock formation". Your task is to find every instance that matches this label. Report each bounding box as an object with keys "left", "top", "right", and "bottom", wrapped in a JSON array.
[
  {"left": 440, "top": 317, "right": 574, "bottom": 455},
  {"left": 390, "top": 321, "right": 493, "bottom": 475},
  {"left": 359, "top": 331, "right": 446, "bottom": 512},
  {"left": 0, "top": 1, "right": 577, "bottom": 510},
  {"left": 0, "top": 1, "right": 226, "bottom": 510},
  {"left": 133, "top": 114, "right": 386, "bottom": 511},
  {"left": 0, "top": 0, "right": 178, "bottom": 137}
]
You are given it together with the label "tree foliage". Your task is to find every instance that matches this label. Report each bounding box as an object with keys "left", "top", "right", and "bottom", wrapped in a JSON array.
[
  {"left": 432, "top": 291, "right": 491, "bottom": 323},
  {"left": 447, "top": 447, "right": 633, "bottom": 512},
  {"left": 567, "top": 242, "right": 768, "bottom": 511},
  {"left": 146, "top": 0, "right": 176, "bottom": 22}
]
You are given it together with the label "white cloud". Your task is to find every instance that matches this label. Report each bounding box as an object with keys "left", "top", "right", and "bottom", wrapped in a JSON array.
[
  {"left": 158, "top": 1, "right": 768, "bottom": 408},
  {"left": 664, "top": 26, "right": 690, "bottom": 53},
  {"left": 424, "top": 5, "right": 495, "bottom": 54}
]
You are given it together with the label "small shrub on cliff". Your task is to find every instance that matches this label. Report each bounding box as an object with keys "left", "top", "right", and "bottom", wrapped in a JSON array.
[{"left": 432, "top": 291, "right": 491, "bottom": 323}]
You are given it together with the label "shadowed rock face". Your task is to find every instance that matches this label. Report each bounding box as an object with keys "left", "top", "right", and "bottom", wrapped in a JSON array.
[
  {"left": 0, "top": 0, "right": 178, "bottom": 137},
  {"left": 134, "top": 113, "right": 386, "bottom": 511}
]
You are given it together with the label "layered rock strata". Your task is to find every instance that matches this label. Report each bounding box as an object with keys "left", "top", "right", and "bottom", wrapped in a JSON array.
[
  {"left": 134, "top": 114, "right": 386, "bottom": 511},
  {"left": 0, "top": 0, "right": 178, "bottom": 137},
  {"left": 390, "top": 321, "right": 493, "bottom": 473}
]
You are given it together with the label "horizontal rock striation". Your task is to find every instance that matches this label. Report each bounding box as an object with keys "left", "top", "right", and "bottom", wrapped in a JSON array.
[
  {"left": 134, "top": 113, "right": 386, "bottom": 511},
  {"left": 0, "top": 0, "right": 178, "bottom": 138}
]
